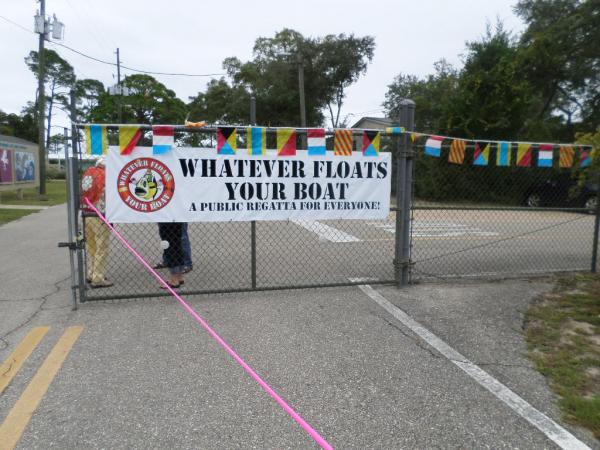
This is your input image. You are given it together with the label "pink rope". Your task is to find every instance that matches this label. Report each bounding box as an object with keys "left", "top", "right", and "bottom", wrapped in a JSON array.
[{"left": 83, "top": 198, "right": 333, "bottom": 450}]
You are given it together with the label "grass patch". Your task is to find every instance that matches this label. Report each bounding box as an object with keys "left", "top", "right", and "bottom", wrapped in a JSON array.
[
  {"left": 0, "top": 180, "right": 67, "bottom": 206},
  {"left": 525, "top": 273, "right": 600, "bottom": 437},
  {"left": 0, "top": 208, "right": 40, "bottom": 225}
]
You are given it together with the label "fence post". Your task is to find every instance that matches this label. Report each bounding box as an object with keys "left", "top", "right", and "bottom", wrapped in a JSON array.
[
  {"left": 591, "top": 171, "right": 600, "bottom": 273},
  {"left": 394, "top": 99, "right": 415, "bottom": 287},
  {"left": 250, "top": 96, "right": 257, "bottom": 289},
  {"left": 70, "top": 90, "right": 87, "bottom": 303}
]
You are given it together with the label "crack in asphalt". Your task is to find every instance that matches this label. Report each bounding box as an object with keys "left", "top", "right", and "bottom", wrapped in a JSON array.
[
  {"left": 0, "top": 276, "right": 70, "bottom": 351},
  {"left": 373, "top": 309, "right": 535, "bottom": 371}
]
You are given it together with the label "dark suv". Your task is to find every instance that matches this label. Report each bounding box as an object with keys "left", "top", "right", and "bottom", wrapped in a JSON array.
[{"left": 524, "top": 175, "right": 598, "bottom": 211}]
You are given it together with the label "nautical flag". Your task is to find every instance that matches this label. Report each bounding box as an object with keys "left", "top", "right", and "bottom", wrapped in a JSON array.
[
  {"left": 559, "top": 145, "right": 574, "bottom": 168},
  {"left": 84, "top": 125, "right": 107, "bottom": 155},
  {"left": 580, "top": 148, "right": 591, "bottom": 168},
  {"left": 496, "top": 141, "right": 511, "bottom": 166},
  {"left": 473, "top": 142, "right": 490, "bottom": 166},
  {"left": 276, "top": 128, "right": 296, "bottom": 156},
  {"left": 410, "top": 132, "right": 421, "bottom": 143},
  {"left": 152, "top": 125, "right": 174, "bottom": 154},
  {"left": 448, "top": 139, "right": 466, "bottom": 164},
  {"left": 307, "top": 128, "right": 326, "bottom": 155},
  {"left": 362, "top": 130, "right": 381, "bottom": 156},
  {"left": 217, "top": 127, "right": 237, "bottom": 155},
  {"left": 385, "top": 127, "right": 404, "bottom": 135},
  {"left": 247, "top": 127, "right": 266, "bottom": 155},
  {"left": 537, "top": 144, "right": 553, "bottom": 168},
  {"left": 334, "top": 129, "right": 353, "bottom": 156},
  {"left": 119, "top": 126, "right": 141, "bottom": 155},
  {"left": 516, "top": 143, "right": 532, "bottom": 167},
  {"left": 424, "top": 136, "right": 443, "bottom": 157}
]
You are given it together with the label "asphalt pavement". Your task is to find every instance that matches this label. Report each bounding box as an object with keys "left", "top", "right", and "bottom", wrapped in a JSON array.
[{"left": 0, "top": 205, "right": 598, "bottom": 449}]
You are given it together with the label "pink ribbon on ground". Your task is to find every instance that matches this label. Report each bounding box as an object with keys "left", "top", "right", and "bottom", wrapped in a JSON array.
[{"left": 83, "top": 198, "right": 333, "bottom": 450}]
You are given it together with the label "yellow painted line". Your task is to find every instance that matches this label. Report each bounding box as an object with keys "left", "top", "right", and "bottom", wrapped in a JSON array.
[
  {"left": 0, "top": 327, "right": 50, "bottom": 395},
  {"left": 0, "top": 326, "right": 83, "bottom": 450}
]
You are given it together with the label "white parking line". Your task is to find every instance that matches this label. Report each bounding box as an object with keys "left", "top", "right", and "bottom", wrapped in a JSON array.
[
  {"left": 357, "top": 284, "right": 591, "bottom": 450},
  {"left": 292, "top": 220, "right": 361, "bottom": 242},
  {"left": 369, "top": 220, "right": 499, "bottom": 237}
]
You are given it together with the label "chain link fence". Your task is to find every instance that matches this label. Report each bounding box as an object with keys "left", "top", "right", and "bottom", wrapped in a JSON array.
[
  {"left": 64, "top": 117, "right": 599, "bottom": 303},
  {"left": 408, "top": 141, "right": 599, "bottom": 282}
]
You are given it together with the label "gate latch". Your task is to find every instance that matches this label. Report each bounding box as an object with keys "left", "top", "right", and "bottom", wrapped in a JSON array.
[{"left": 58, "top": 241, "right": 78, "bottom": 250}]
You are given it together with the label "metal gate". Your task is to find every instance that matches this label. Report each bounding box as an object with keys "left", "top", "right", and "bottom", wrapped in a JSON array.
[{"left": 62, "top": 101, "right": 599, "bottom": 304}]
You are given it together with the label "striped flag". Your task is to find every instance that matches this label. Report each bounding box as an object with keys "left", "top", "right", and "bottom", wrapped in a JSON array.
[
  {"left": 385, "top": 127, "right": 404, "bottom": 135},
  {"left": 152, "top": 125, "right": 174, "bottom": 154},
  {"left": 119, "top": 126, "right": 141, "bottom": 155},
  {"left": 334, "top": 129, "right": 353, "bottom": 156},
  {"left": 448, "top": 139, "right": 466, "bottom": 164},
  {"left": 537, "top": 144, "right": 553, "bottom": 168},
  {"left": 580, "top": 148, "right": 591, "bottom": 168},
  {"left": 217, "top": 127, "right": 237, "bottom": 155},
  {"left": 84, "top": 125, "right": 107, "bottom": 155},
  {"left": 516, "top": 143, "right": 532, "bottom": 167},
  {"left": 276, "top": 128, "right": 296, "bottom": 156},
  {"left": 424, "top": 136, "right": 443, "bottom": 157},
  {"left": 307, "top": 129, "right": 326, "bottom": 155},
  {"left": 496, "top": 141, "right": 511, "bottom": 166},
  {"left": 362, "top": 130, "right": 381, "bottom": 156},
  {"left": 473, "top": 143, "right": 490, "bottom": 166},
  {"left": 247, "top": 127, "right": 266, "bottom": 156},
  {"left": 559, "top": 145, "right": 574, "bottom": 168}
]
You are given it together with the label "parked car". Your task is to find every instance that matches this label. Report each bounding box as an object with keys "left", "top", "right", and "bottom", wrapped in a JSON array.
[{"left": 524, "top": 175, "right": 598, "bottom": 211}]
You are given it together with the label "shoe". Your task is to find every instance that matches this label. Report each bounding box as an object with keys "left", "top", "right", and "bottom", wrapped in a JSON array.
[
  {"left": 87, "top": 277, "right": 109, "bottom": 283},
  {"left": 160, "top": 281, "right": 183, "bottom": 289},
  {"left": 90, "top": 279, "right": 114, "bottom": 288},
  {"left": 153, "top": 262, "right": 167, "bottom": 269},
  {"left": 183, "top": 266, "right": 193, "bottom": 274}
]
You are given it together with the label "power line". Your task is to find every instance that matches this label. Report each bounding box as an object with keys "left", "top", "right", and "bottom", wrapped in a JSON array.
[{"left": 0, "top": 15, "right": 226, "bottom": 78}]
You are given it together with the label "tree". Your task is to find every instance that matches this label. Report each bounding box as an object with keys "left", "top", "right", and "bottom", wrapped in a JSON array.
[
  {"left": 74, "top": 79, "right": 105, "bottom": 122},
  {"left": 0, "top": 108, "right": 38, "bottom": 143},
  {"left": 187, "top": 78, "right": 251, "bottom": 124},
  {"left": 515, "top": 0, "right": 600, "bottom": 133},
  {"left": 315, "top": 33, "right": 375, "bottom": 127},
  {"left": 25, "top": 49, "right": 75, "bottom": 148},
  {"left": 189, "top": 29, "right": 375, "bottom": 128},
  {"left": 89, "top": 74, "right": 187, "bottom": 124},
  {"left": 384, "top": 60, "right": 459, "bottom": 133},
  {"left": 444, "top": 24, "right": 535, "bottom": 140}
]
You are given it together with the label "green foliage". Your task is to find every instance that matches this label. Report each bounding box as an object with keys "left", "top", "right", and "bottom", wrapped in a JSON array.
[
  {"left": 384, "top": 60, "right": 459, "bottom": 134},
  {"left": 0, "top": 109, "right": 37, "bottom": 143},
  {"left": 515, "top": 0, "right": 600, "bottom": 132},
  {"left": 189, "top": 29, "right": 375, "bottom": 128},
  {"left": 89, "top": 74, "right": 187, "bottom": 125},
  {"left": 46, "top": 164, "right": 66, "bottom": 180}
]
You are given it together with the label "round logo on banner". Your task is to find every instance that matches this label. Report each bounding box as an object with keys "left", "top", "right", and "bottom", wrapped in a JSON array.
[{"left": 117, "top": 157, "right": 175, "bottom": 212}]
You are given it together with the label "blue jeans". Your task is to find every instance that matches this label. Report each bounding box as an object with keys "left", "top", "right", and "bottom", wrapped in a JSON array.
[
  {"left": 161, "top": 223, "right": 192, "bottom": 270},
  {"left": 181, "top": 223, "right": 192, "bottom": 268}
]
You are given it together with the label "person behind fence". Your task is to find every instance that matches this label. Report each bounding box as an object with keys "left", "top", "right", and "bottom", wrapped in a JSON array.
[
  {"left": 157, "top": 222, "right": 186, "bottom": 288},
  {"left": 81, "top": 156, "right": 113, "bottom": 288},
  {"left": 153, "top": 223, "right": 193, "bottom": 273}
]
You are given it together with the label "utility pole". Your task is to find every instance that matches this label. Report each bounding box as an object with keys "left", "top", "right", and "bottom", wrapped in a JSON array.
[
  {"left": 36, "top": 0, "right": 47, "bottom": 197},
  {"left": 34, "top": 1, "right": 64, "bottom": 197},
  {"left": 297, "top": 53, "right": 307, "bottom": 148},
  {"left": 116, "top": 47, "right": 122, "bottom": 123}
]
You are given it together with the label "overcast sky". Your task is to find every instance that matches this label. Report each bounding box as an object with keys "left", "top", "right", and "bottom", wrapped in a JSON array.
[{"left": 1, "top": 0, "right": 525, "bottom": 131}]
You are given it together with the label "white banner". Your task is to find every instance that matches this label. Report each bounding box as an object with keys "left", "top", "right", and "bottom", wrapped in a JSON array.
[{"left": 106, "top": 147, "right": 391, "bottom": 223}]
